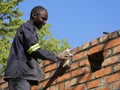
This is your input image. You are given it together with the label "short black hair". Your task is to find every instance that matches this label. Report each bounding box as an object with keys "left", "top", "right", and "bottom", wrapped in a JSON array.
[{"left": 30, "top": 6, "right": 48, "bottom": 19}]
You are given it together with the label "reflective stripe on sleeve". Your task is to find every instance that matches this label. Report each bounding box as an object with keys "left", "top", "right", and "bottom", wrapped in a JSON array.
[{"left": 27, "top": 43, "right": 41, "bottom": 54}]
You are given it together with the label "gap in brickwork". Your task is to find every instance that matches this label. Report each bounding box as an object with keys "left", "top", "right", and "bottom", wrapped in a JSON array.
[{"left": 88, "top": 50, "right": 104, "bottom": 72}]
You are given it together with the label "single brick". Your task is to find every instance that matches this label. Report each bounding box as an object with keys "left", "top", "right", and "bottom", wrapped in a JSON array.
[
  {"left": 82, "top": 42, "right": 90, "bottom": 50},
  {"left": 71, "top": 84, "right": 85, "bottom": 90},
  {"left": 70, "top": 61, "right": 79, "bottom": 71},
  {"left": 44, "top": 63, "right": 56, "bottom": 72},
  {"left": 113, "top": 45, "right": 120, "bottom": 55},
  {"left": 88, "top": 44, "right": 104, "bottom": 55},
  {"left": 114, "top": 63, "right": 120, "bottom": 72},
  {"left": 99, "top": 34, "right": 109, "bottom": 43},
  {"left": 103, "top": 49, "right": 112, "bottom": 58},
  {"left": 112, "top": 80, "right": 120, "bottom": 90},
  {"left": 95, "top": 85, "right": 110, "bottom": 90},
  {"left": 79, "top": 58, "right": 90, "bottom": 67},
  {"left": 108, "top": 31, "right": 118, "bottom": 40},
  {"left": 71, "top": 77, "right": 78, "bottom": 86},
  {"left": 104, "top": 38, "right": 120, "bottom": 49},
  {"left": 91, "top": 38, "right": 99, "bottom": 46},
  {"left": 71, "top": 68, "right": 84, "bottom": 78},
  {"left": 59, "top": 82, "right": 65, "bottom": 90},
  {"left": 79, "top": 73, "right": 94, "bottom": 83},
  {"left": 104, "top": 72, "right": 120, "bottom": 84},
  {"left": 87, "top": 78, "right": 103, "bottom": 89},
  {"left": 94, "top": 66, "right": 112, "bottom": 78},
  {"left": 102, "top": 54, "right": 120, "bottom": 67},
  {"left": 73, "top": 51, "right": 87, "bottom": 61},
  {"left": 65, "top": 80, "right": 71, "bottom": 89}
]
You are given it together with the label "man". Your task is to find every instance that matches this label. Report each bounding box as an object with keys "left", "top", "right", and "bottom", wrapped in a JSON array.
[{"left": 4, "top": 6, "right": 68, "bottom": 90}]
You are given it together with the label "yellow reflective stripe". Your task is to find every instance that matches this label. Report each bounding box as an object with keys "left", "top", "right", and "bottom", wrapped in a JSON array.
[{"left": 27, "top": 43, "right": 41, "bottom": 54}]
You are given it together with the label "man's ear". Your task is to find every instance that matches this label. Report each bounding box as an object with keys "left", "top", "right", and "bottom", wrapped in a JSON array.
[{"left": 32, "top": 13, "right": 37, "bottom": 19}]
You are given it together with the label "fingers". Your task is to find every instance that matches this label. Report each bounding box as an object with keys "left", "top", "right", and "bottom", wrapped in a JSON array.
[
  {"left": 56, "top": 52, "right": 69, "bottom": 60},
  {"left": 56, "top": 48, "right": 73, "bottom": 60}
]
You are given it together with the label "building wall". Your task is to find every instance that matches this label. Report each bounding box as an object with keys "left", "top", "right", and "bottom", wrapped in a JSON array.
[{"left": 0, "top": 30, "right": 120, "bottom": 90}]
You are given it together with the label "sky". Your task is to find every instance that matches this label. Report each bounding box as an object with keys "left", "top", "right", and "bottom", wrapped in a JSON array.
[{"left": 18, "top": 0, "right": 120, "bottom": 49}]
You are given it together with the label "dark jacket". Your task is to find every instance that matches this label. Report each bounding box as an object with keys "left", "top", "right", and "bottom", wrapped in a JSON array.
[{"left": 4, "top": 21, "right": 57, "bottom": 82}]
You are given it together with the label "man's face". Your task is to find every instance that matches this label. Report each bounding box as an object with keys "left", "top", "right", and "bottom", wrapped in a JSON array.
[{"left": 34, "top": 10, "right": 48, "bottom": 29}]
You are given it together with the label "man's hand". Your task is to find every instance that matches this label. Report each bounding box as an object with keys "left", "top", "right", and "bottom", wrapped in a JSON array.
[{"left": 56, "top": 51, "right": 69, "bottom": 60}]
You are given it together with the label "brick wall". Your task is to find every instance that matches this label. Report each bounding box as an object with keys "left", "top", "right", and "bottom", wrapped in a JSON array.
[{"left": 0, "top": 30, "right": 120, "bottom": 90}]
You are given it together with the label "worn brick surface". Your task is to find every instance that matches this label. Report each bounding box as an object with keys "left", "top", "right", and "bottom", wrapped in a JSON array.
[
  {"left": 104, "top": 72, "right": 120, "bottom": 84},
  {"left": 86, "top": 78, "right": 103, "bottom": 89},
  {"left": 104, "top": 38, "right": 120, "bottom": 49},
  {"left": 94, "top": 66, "right": 112, "bottom": 78},
  {"left": 112, "top": 80, "right": 120, "bottom": 90},
  {"left": 1, "top": 30, "right": 120, "bottom": 90},
  {"left": 102, "top": 54, "right": 120, "bottom": 67},
  {"left": 88, "top": 44, "right": 104, "bottom": 55}
]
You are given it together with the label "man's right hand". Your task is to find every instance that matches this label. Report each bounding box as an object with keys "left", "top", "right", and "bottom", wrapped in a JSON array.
[{"left": 56, "top": 51, "right": 69, "bottom": 60}]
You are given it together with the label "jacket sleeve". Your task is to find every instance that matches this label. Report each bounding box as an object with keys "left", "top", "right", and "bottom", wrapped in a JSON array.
[{"left": 21, "top": 25, "right": 57, "bottom": 62}]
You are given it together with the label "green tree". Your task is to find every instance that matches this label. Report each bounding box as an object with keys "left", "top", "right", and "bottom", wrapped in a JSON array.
[
  {"left": 37, "top": 24, "right": 70, "bottom": 54},
  {"left": 0, "top": 0, "right": 24, "bottom": 74},
  {"left": 0, "top": 0, "right": 71, "bottom": 74}
]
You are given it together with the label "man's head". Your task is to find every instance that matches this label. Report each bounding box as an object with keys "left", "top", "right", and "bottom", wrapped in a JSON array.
[{"left": 30, "top": 6, "right": 48, "bottom": 29}]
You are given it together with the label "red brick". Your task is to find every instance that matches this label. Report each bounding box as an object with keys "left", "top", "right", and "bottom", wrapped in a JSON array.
[
  {"left": 104, "top": 72, "right": 120, "bottom": 83},
  {"left": 71, "top": 77, "right": 78, "bottom": 86},
  {"left": 82, "top": 42, "right": 90, "bottom": 50},
  {"left": 112, "top": 81, "right": 120, "bottom": 90},
  {"left": 79, "top": 59, "right": 90, "bottom": 67},
  {"left": 59, "top": 82, "right": 65, "bottom": 90},
  {"left": 72, "top": 47, "right": 79, "bottom": 54},
  {"left": 31, "top": 85, "right": 41, "bottom": 90},
  {"left": 35, "top": 82, "right": 44, "bottom": 89},
  {"left": 102, "top": 54, "right": 120, "bottom": 67},
  {"left": 55, "top": 85, "right": 59, "bottom": 90},
  {"left": 94, "top": 67, "right": 112, "bottom": 78},
  {"left": 114, "top": 63, "right": 120, "bottom": 72},
  {"left": 44, "top": 60, "right": 51, "bottom": 65},
  {"left": 64, "top": 72, "right": 72, "bottom": 80},
  {"left": 71, "top": 84, "right": 85, "bottom": 90},
  {"left": 81, "top": 66, "right": 91, "bottom": 74},
  {"left": 96, "top": 85, "right": 110, "bottom": 90},
  {"left": 39, "top": 61, "right": 44, "bottom": 67},
  {"left": 57, "top": 72, "right": 71, "bottom": 83},
  {"left": 49, "top": 85, "right": 59, "bottom": 90},
  {"left": 70, "top": 61, "right": 79, "bottom": 70},
  {"left": 42, "top": 80, "right": 49, "bottom": 87},
  {"left": 104, "top": 38, "right": 120, "bottom": 49},
  {"left": 0, "top": 77, "right": 5, "bottom": 84},
  {"left": 0, "top": 82, "right": 8, "bottom": 90},
  {"left": 113, "top": 45, "right": 120, "bottom": 54},
  {"left": 88, "top": 44, "right": 104, "bottom": 55},
  {"left": 71, "top": 68, "right": 84, "bottom": 78},
  {"left": 99, "top": 34, "right": 108, "bottom": 43},
  {"left": 108, "top": 31, "right": 118, "bottom": 39},
  {"left": 65, "top": 89, "right": 71, "bottom": 90},
  {"left": 79, "top": 73, "right": 94, "bottom": 83},
  {"left": 103, "top": 49, "right": 112, "bottom": 58},
  {"left": 91, "top": 38, "right": 99, "bottom": 46},
  {"left": 87, "top": 78, "right": 103, "bottom": 89},
  {"left": 45, "top": 72, "right": 51, "bottom": 79},
  {"left": 73, "top": 51, "right": 87, "bottom": 61},
  {"left": 65, "top": 80, "right": 71, "bottom": 89},
  {"left": 44, "top": 63, "right": 56, "bottom": 72}
]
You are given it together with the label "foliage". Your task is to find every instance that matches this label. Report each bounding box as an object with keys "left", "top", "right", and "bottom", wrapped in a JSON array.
[
  {"left": 0, "top": 0, "right": 24, "bottom": 74},
  {"left": 38, "top": 24, "right": 71, "bottom": 54}
]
